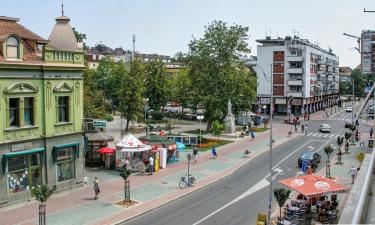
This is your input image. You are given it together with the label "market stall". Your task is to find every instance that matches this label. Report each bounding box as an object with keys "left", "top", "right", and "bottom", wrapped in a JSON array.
[
  {"left": 116, "top": 134, "right": 152, "bottom": 172},
  {"left": 85, "top": 132, "right": 114, "bottom": 167},
  {"left": 139, "top": 135, "right": 178, "bottom": 163}
]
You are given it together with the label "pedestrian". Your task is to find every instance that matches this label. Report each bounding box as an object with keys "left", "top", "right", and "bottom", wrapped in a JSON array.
[
  {"left": 148, "top": 155, "right": 154, "bottom": 175},
  {"left": 243, "top": 149, "right": 251, "bottom": 158},
  {"left": 301, "top": 124, "right": 305, "bottom": 133},
  {"left": 250, "top": 130, "right": 255, "bottom": 140},
  {"left": 305, "top": 125, "right": 308, "bottom": 135},
  {"left": 307, "top": 113, "right": 310, "bottom": 121},
  {"left": 349, "top": 165, "right": 357, "bottom": 184},
  {"left": 93, "top": 177, "right": 100, "bottom": 200},
  {"left": 304, "top": 112, "right": 307, "bottom": 121},
  {"left": 193, "top": 147, "right": 199, "bottom": 163},
  {"left": 370, "top": 127, "right": 373, "bottom": 138},
  {"left": 211, "top": 145, "right": 217, "bottom": 159}
]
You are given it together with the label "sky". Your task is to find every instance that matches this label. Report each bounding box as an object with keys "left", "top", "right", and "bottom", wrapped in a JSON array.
[{"left": 1, "top": 0, "right": 375, "bottom": 68}]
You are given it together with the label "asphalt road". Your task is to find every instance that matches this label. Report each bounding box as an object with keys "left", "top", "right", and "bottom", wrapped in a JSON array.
[{"left": 121, "top": 108, "right": 359, "bottom": 225}]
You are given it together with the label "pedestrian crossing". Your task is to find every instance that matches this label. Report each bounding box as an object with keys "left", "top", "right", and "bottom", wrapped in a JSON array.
[
  {"left": 325, "top": 115, "right": 353, "bottom": 121},
  {"left": 298, "top": 132, "right": 342, "bottom": 138}
]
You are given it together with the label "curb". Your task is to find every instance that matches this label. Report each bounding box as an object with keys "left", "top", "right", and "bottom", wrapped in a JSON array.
[{"left": 112, "top": 131, "right": 299, "bottom": 225}]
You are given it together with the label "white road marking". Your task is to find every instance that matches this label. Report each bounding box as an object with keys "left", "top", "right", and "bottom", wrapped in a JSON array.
[
  {"left": 323, "top": 134, "right": 329, "bottom": 137},
  {"left": 329, "top": 134, "right": 335, "bottom": 138},
  {"left": 317, "top": 133, "right": 323, "bottom": 137},
  {"left": 312, "top": 133, "right": 318, "bottom": 137},
  {"left": 307, "top": 133, "right": 312, "bottom": 136}
]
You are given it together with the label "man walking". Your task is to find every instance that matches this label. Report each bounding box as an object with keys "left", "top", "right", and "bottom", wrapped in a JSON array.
[
  {"left": 193, "top": 147, "right": 199, "bottom": 163},
  {"left": 148, "top": 155, "right": 154, "bottom": 175},
  {"left": 211, "top": 145, "right": 217, "bottom": 159},
  {"left": 349, "top": 165, "right": 357, "bottom": 184},
  {"left": 304, "top": 125, "right": 308, "bottom": 135},
  {"left": 370, "top": 127, "right": 373, "bottom": 138}
]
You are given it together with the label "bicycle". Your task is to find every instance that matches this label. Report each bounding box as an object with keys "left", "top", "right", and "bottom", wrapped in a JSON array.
[{"left": 179, "top": 174, "right": 196, "bottom": 189}]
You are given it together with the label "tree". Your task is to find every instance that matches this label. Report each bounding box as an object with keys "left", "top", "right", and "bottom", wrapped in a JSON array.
[
  {"left": 344, "top": 131, "right": 352, "bottom": 153},
  {"left": 324, "top": 144, "right": 335, "bottom": 178},
  {"left": 211, "top": 120, "right": 225, "bottom": 140},
  {"left": 32, "top": 184, "right": 57, "bottom": 225},
  {"left": 273, "top": 188, "right": 291, "bottom": 222},
  {"left": 352, "top": 68, "right": 366, "bottom": 97},
  {"left": 144, "top": 59, "right": 171, "bottom": 111},
  {"left": 83, "top": 68, "right": 108, "bottom": 118},
  {"left": 72, "top": 27, "right": 88, "bottom": 64},
  {"left": 119, "top": 166, "right": 131, "bottom": 204},
  {"left": 118, "top": 60, "right": 145, "bottom": 132},
  {"left": 174, "top": 69, "right": 193, "bottom": 116},
  {"left": 186, "top": 20, "right": 256, "bottom": 130}
]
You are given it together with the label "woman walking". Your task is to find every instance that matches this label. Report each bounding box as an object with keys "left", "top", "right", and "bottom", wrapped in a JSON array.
[{"left": 93, "top": 177, "right": 100, "bottom": 200}]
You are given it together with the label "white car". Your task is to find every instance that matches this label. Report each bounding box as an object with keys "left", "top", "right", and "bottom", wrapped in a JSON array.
[
  {"left": 346, "top": 107, "right": 352, "bottom": 112},
  {"left": 319, "top": 124, "right": 331, "bottom": 133}
]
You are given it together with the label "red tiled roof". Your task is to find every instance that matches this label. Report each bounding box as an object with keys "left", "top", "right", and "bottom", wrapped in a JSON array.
[{"left": 0, "top": 19, "right": 47, "bottom": 42}]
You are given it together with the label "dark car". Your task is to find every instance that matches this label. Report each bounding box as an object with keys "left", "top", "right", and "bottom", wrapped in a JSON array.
[{"left": 298, "top": 152, "right": 321, "bottom": 169}]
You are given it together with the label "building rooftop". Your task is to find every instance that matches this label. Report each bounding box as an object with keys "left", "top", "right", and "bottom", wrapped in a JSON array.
[{"left": 48, "top": 14, "right": 82, "bottom": 52}]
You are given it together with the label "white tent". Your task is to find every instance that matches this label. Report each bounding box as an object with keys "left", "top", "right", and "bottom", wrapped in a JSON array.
[{"left": 116, "top": 133, "right": 152, "bottom": 152}]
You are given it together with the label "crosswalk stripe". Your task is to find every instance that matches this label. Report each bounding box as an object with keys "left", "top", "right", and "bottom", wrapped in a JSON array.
[
  {"left": 307, "top": 133, "right": 312, "bottom": 136},
  {"left": 312, "top": 133, "right": 318, "bottom": 137},
  {"left": 335, "top": 135, "right": 340, "bottom": 138},
  {"left": 323, "top": 134, "right": 329, "bottom": 137},
  {"left": 329, "top": 134, "right": 335, "bottom": 138},
  {"left": 318, "top": 134, "right": 324, "bottom": 137}
]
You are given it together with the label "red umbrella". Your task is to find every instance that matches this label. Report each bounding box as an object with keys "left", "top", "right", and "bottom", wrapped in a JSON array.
[
  {"left": 278, "top": 174, "right": 349, "bottom": 197},
  {"left": 97, "top": 147, "right": 115, "bottom": 154}
]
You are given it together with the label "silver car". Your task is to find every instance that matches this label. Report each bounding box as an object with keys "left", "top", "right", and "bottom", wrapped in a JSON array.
[{"left": 319, "top": 124, "right": 331, "bottom": 133}]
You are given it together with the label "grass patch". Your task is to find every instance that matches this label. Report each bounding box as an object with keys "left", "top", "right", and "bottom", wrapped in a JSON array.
[
  {"left": 197, "top": 139, "right": 232, "bottom": 151},
  {"left": 250, "top": 127, "right": 269, "bottom": 133}
]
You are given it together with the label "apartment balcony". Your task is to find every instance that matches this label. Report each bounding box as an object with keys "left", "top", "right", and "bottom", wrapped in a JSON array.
[
  {"left": 287, "top": 91, "right": 303, "bottom": 97},
  {"left": 287, "top": 68, "right": 303, "bottom": 74},
  {"left": 287, "top": 43, "right": 304, "bottom": 50},
  {"left": 327, "top": 76, "right": 333, "bottom": 81},
  {"left": 287, "top": 56, "right": 303, "bottom": 62},
  {"left": 317, "top": 59, "right": 325, "bottom": 64},
  {"left": 317, "top": 70, "right": 325, "bottom": 75},
  {"left": 287, "top": 80, "right": 303, "bottom": 86}
]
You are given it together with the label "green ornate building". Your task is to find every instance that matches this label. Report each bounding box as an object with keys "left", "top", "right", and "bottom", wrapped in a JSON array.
[{"left": 0, "top": 13, "right": 85, "bottom": 204}]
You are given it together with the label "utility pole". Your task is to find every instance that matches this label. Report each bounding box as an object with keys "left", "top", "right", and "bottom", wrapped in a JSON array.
[
  {"left": 132, "top": 34, "right": 136, "bottom": 61},
  {"left": 267, "top": 63, "right": 274, "bottom": 225}
]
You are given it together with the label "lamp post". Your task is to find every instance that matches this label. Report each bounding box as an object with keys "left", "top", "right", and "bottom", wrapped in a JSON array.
[
  {"left": 287, "top": 96, "right": 293, "bottom": 134},
  {"left": 143, "top": 98, "right": 149, "bottom": 136},
  {"left": 352, "top": 77, "right": 355, "bottom": 124},
  {"left": 262, "top": 105, "right": 267, "bottom": 128},
  {"left": 197, "top": 115, "right": 204, "bottom": 146}
]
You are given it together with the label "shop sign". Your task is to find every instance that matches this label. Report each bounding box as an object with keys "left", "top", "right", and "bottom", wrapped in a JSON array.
[
  {"left": 260, "top": 98, "right": 270, "bottom": 104},
  {"left": 275, "top": 98, "right": 286, "bottom": 104},
  {"left": 11, "top": 142, "right": 32, "bottom": 152},
  {"left": 93, "top": 119, "right": 107, "bottom": 129},
  {"left": 291, "top": 99, "right": 302, "bottom": 105}
]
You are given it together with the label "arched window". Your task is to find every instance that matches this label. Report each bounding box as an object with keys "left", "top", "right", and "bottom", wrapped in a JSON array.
[{"left": 6, "top": 36, "right": 20, "bottom": 59}]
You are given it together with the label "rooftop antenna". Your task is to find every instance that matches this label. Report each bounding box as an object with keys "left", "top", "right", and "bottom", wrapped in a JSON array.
[{"left": 61, "top": 2, "right": 64, "bottom": 16}]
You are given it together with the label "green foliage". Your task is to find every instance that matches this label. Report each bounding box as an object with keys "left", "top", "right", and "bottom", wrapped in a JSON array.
[
  {"left": 119, "top": 166, "right": 131, "bottom": 180},
  {"left": 104, "top": 114, "right": 114, "bottom": 122},
  {"left": 344, "top": 131, "right": 352, "bottom": 140},
  {"left": 352, "top": 68, "right": 366, "bottom": 97},
  {"left": 324, "top": 144, "right": 334, "bottom": 160},
  {"left": 350, "top": 125, "right": 356, "bottom": 132},
  {"left": 211, "top": 120, "right": 225, "bottom": 139},
  {"left": 83, "top": 68, "right": 108, "bottom": 118},
  {"left": 117, "top": 59, "right": 145, "bottom": 131},
  {"left": 150, "top": 110, "right": 165, "bottom": 121},
  {"left": 356, "top": 151, "right": 365, "bottom": 165},
  {"left": 144, "top": 59, "right": 171, "bottom": 110},
  {"left": 32, "top": 184, "right": 56, "bottom": 204},
  {"left": 273, "top": 188, "right": 291, "bottom": 220},
  {"left": 186, "top": 20, "right": 256, "bottom": 130},
  {"left": 173, "top": 70, "right": 194, "bottom": 113}
]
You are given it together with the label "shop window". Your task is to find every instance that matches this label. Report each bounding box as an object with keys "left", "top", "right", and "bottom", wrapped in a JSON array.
[
  {"left": 6, "top": 36, "right": 20, "bottom": 59},
  {"left": 9, "top": 98, "right": 20, "bottom": 127},
  {"left": 56, "top": 147, "right": 75, "bottom": 182},
  {"left": 58, "top": 96, "right": 69, "bottom": 122},
  {"left": 7, "top": 154, "right": 42, "bottom": 194},
  {"left": 24, "top": 97, "right": 34, "bottom": 126}
]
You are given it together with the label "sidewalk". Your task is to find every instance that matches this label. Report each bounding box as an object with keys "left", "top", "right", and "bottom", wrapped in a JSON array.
[{"left": 0, "top": 123, "right": 296, "bottom": 225}]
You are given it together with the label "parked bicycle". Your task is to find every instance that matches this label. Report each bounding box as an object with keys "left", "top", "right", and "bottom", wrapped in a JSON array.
[{"left": 179, "top": 174, "right": 196, "bottom": 189}]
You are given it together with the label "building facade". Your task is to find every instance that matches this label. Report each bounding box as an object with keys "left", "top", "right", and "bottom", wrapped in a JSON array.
[
  {"left": 0, "top": 14, "right": 85, "bottom": 204},
  {"left": 255, "top": 36, "right": 339, "bottom": 115},
  {"left": 361, "top": 30, "right": 375, "bottom": 75}
]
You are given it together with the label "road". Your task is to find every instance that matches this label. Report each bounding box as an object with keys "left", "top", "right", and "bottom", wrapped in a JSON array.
[{"left": 121, "top": 109, "right": 358, "bottom": 225}]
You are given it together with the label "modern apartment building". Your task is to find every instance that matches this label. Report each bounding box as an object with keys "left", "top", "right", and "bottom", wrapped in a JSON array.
[
  {"left": 0, "top": 13, "right": 85, "bottom": 204},
  {"left": 361, "top": 30, "right": 375, "bottom": 75},
  {"left": 255, "top": 36, "right": 339, "bottom": 115}
]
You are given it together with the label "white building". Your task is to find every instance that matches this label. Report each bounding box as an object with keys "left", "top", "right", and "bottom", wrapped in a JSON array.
[
  {"left": 361, "top": 30, "right": 375, "bottom": 75},
  {"left": 255, "top": 36, "right": 339, "bottom": 115}
]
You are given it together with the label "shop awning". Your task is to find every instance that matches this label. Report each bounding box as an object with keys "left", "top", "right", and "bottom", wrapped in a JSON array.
[
  {"left": 53, "top": 142, "right": 79, "bottom": 160},
  {"left": 278, "top": 174, "right": 349, "bottom": 197},
  {"left": 2, "top": 148, "right": 45, "bottom": 171}
]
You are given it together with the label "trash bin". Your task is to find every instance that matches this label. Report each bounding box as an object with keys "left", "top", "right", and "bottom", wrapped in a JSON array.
[{"left": 368, "top": 139, "right": 374, "bottom": 148}]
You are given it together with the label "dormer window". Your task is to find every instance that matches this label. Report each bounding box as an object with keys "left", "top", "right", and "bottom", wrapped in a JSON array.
[{"left": 6, "top": 36, "right": 20, "bottom": 59}]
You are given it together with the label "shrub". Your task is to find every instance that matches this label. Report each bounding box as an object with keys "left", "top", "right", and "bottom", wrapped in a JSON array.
[
  {"left": 151, "top": 111, "right": 165, "bottom": 120},
  {"left": 104, "top": 114, "right": 114, "bottom": 122}
]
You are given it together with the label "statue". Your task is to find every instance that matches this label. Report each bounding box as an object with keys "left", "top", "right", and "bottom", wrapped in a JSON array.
[{"left": 224, "top": 99, "right": 236, "bottom": 135}]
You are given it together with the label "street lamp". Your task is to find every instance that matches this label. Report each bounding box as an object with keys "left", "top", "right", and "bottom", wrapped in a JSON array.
[
  {"left": 256, "top": 64, "right": 274, "bottom": 225},
  {"left": 351, "top": 77, "right": 355, "bottom": 124},
  {"left": 287, "top": 96, "right": 293, "bottom": 134},
  {"left": 262, "top": 105, "right": 267, "bottom": 128},
  {"left": 143, "top": 98, "right": 149, "bottom": 136},
  {"left": 197, "top": 115, "right": 204, "bottom": 146}
]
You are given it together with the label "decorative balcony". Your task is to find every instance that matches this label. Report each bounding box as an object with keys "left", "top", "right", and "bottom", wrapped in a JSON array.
[
  {"left": 287, "top": 56, "right": 303, "bottom": 62},
  {"left": 287, "top": 91, "right": 303, "bottom": 97},
  {"left": 287, "top": 80, "right": 303, "bottom": 86},
  {"left": 287, "top": 68, "right": 303, "bottom": 74}
]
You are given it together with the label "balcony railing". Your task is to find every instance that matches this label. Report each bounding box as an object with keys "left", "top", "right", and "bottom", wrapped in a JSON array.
[
  {"left": 287, "top": 80, "right": 303, "bottom": 86},
  {"left": 287, "top": 91, "right": 303, "bottom": 97},
  {"left": 287, "top": 68, "right": 303, "bottom": 74},
  {"left": 287, "top": 56, "right": 303, "bottom": 62}
]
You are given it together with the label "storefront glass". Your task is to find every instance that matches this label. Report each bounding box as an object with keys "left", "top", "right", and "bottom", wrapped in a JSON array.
[
  {"left": 56, "top": 147, "right": 75, "bottom": 182},
  {"left": 7, "top": 153, "right": 42, "bottom": 193}
]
